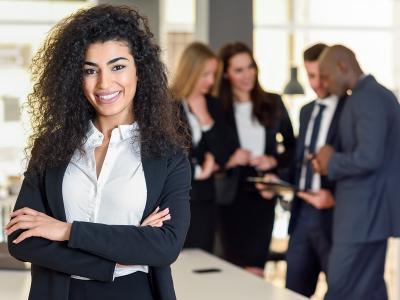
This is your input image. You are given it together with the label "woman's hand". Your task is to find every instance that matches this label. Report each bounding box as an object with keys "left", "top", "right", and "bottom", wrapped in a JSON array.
[
  {"left": 226, "top": 148, "right": 251, "bottom": 169},
  {"left": 141, "top": 207, "right": 171, "bottom": 227},
  {"left": 250, "top": 155, "right": 277, "bottom": 171},
  {"left": 5, "top": 207, "right": 71, "bottom": 244},
  {"left": 196, "top": 152, "right": 219, "bottom": 180},
  {"left": 255, "top": 173, "right": 280, "bottom": 200}
]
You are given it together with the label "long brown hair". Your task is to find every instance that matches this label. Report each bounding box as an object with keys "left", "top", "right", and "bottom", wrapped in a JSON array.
[{"left": 214, "top": 42, "right": 280, "bottom": 127}]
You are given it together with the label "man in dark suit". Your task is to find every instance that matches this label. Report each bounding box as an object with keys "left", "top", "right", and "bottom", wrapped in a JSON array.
[
  {"left": 316, "top": 44, "right": 400, "bottom": 300},
  {"left": 281, "top": 43, "right": 346, "bottom": 297}
]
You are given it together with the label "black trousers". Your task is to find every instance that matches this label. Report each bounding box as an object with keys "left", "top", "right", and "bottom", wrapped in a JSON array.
[
  {"left": 285, "top": 222, "right": 331, "bottom": 297},
  {"left": 325, "top": 240, "right": 388, "bottom": 300},
  {"left": 68, "top": 272, "right": 154, "bottom": 300}
]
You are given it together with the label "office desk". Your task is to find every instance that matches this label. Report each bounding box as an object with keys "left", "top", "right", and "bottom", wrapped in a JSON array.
[
  {"left": 172, "top": 249, "right": 306, "bottom": 300},
  {"left": 0, "top": 249, "right": 306, "bottom": 300}
]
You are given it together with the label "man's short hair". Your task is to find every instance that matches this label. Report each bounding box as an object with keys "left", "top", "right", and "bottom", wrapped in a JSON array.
[{"left": 303, "top": 43, "right": 328, "bottom": 62}]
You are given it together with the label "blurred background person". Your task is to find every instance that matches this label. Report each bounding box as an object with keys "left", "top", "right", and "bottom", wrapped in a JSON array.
[
  {"left": 316, "top": 45, "right": 400, "bottom": 300},
  {"left": 170, "top": 42, "right": 232, "bottom": 253},
  {"left": 214, "top": 41, "right": 295, "bottom": 277},
  {"left": 283, "top": 43, "right": 345, "bottom": 297}
]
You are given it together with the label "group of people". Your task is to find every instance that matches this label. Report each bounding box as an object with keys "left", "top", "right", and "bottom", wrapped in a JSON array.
[
  {"left": 172, "top": 41, "right": 295, "bottom": 278},
  {"left": 4, "top": 4, "right": 400, "bottom": 300},
  {"left": 259, "top": 44, "right": 400, "bottom": 300}
]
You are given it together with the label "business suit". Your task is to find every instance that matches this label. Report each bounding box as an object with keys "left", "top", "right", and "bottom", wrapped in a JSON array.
[
  {"left": 180, "top": 95, "right": 233, "bottom": 252},
  {"left": 8, "top": 151, "right": 191, "bottom": 300},
  {"left": 285, "top": 97, "right": 345, "bottom": 296},
  {"left": 219, "top": 93, "right": 295, "bottom": 268},
  {"left": 325, "top": 75, "right": 400, "bottom": 300}
]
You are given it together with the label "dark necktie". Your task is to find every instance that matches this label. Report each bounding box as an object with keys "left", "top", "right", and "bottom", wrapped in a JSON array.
[{"left": 305, "top": 103, "right": 326, "bottom": 190}]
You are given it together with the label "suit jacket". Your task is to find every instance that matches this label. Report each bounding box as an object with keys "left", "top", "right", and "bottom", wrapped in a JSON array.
[
  {"left": 8, "top": 152, "right": 191, "bottom": 300},
  {"left": 328, "top": 75, "right": 400, "bottom": 243},
  {"left": 224, "top": 93, "right": 295, "bottom": 177},
  {"left": 288, "top": 97, "right": 345, "bottom": 234},
  {"left": 179, "top": 95, "right": 233, "bottom": 203}
]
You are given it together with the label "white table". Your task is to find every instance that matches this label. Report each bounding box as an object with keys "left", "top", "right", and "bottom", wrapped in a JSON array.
[
  {"left": 172, "top": 249, "right": 306, "bottom": 300},
  {"left": 0, "top": 249, "right": 306, "bottom": 300}
]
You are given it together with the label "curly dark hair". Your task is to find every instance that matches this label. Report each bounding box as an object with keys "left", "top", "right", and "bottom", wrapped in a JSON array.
[
  {"left": 216, "top": 42, "right": 280, "bottom": 128},
  {"left": 26, "top": 4, "right": 187, "bottom": 175}
]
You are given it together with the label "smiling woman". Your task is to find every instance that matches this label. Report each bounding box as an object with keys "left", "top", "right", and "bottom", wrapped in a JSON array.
[
  {"left": 82, "top": 41, "right": 138, "bottom": 125},
  {"left": 5, "top": 4, "right": 190, "bottom": 300}
]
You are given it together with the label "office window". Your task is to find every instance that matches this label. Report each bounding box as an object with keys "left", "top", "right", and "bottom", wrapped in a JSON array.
[{"left": 253, "top": 0, "right": 399, "bottom": 133}]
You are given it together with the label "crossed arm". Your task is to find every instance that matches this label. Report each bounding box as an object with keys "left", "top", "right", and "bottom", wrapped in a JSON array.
[{"left": 7, "top": 153, "right": 191, "bottom": 281}]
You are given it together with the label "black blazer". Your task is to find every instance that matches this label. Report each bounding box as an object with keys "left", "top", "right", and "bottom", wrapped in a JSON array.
[
  {"left": 8, "top": 152, "right": 191, "bottom": 300},
  {"left": 180, "top": 95, "right": 233, "bottom": 174},
  {"left": 179, "top": 95, "right": 233, "bottom": 203},
  {"left": 224, "top": 93, "right": 295, "bottom": 178},
  {"left": 288, "top": 97, "right": 345, "bottom": 234}
]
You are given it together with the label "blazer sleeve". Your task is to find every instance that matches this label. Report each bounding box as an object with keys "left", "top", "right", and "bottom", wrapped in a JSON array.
[
  {"left": 200, "top": 97, "right": 235, "bottom": 167},
  {"left": 8, "top": 175, "right": 116, "bottom": 282},
  {"left": 328, "top": 90, "right": 388, "bottom": 181},
  {"left": 67, "top": 152, "right": 191, "bottom": 267}
]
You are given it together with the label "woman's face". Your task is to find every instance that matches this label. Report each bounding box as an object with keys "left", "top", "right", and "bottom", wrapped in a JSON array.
[
  {"left": 192, "top": 58, "right": 218, "bottom": 96},
  {"left": 225, "top": 52, "right": 257, "bottom": 95},
  {"left": 82, "top": 40, "right": 137, "bottom": 124}
]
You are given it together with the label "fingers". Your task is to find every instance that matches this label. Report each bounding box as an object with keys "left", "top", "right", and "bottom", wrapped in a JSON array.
[
  {"left": 12, "top": 229, "right": 37, "bottom": 244},
  {"left": 147, "top": 214, "right": 171, "bottom": 227},
  {"left": 255, "top": 182, "right": 264, "bottom": 191},
  {"left": 5, "top": 214, "right": 38, "bottom": 230},
  {"left": 311, "top": 158, "right": 321, "bottom": 173},
  {"left": 141, "top": 208, "right": 171, "bottom": 227},
  {"left": 5, "top": 220, "right": 38, "bottom": 236},
  {"left": 260, "top": 190, "right": 275, "bottom": 200},
  {"left": 263, "top": 174, "right": 280, "bottom": 182},
  {"left": 10, "top": 207, "right": 43, "bottom": 218}
]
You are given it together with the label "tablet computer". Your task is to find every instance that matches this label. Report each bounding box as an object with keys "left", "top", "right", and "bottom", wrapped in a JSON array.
[{"left": 247, "top": 177, "right": 299, "bottom": 194}]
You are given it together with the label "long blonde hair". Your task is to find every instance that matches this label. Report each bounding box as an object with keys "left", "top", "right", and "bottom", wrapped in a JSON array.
[{"left": 170, "top": 42, "right": 217, "bottom": 100}]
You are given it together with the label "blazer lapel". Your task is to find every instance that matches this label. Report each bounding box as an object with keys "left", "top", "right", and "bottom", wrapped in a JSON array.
[
  {"left": 297, "top": 103, "right": 313, "bottom": 162},
  {"left": 45, "top": 164, "right": 68, "bottom": 222},
  {"left": 141, "top": 157, "right": 167, "bottom": 220},
  {"left": 226, "top": 105, "right": 241, "bottom": 149}
]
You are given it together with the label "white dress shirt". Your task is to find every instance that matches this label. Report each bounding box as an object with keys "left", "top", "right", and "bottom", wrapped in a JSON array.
[
  {"left": 234, "top": 100, "right": 266, "bottom": 158},
  {"left": 63, "top": 121, "right": 148, "bottom": 280},
  {"left": 299, "top": 95, "right": 339, "bottom": 191}
]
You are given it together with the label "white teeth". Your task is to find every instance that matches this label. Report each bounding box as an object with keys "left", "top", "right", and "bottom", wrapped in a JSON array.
[{"left": 98, "top": 91, "right": 119, "bottom": 100}]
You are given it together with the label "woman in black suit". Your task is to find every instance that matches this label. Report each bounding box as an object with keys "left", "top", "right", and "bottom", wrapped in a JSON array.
[
  {"left": 215, "top": 42, "right": 295, "bottom": 276},
  {"left": 5, "top": 5, "right": 190, "bottom": 300},
  {"left": 170, "top": 42, "right": 232, "bottom": 253}
]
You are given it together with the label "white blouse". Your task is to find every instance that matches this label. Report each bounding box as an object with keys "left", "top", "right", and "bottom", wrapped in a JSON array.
[
  {"left": 234, "top": 100, "right": 266, "bottom": 158},
  {"left": 62, "top": 121, "right": 148, "bottom": 280}
]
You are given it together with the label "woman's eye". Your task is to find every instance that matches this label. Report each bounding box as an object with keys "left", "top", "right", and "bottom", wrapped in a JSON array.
[
  {"left": 113, "top": 65, "right": 126, "bottom": 71},
  {"left": 84, "top": 69, "right": 96, "bottom": 75}
]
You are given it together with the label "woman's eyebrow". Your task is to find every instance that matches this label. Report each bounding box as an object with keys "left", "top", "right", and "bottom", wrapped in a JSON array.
[{"left": 84, "top": 57, "right": 129, "bottom": 67}]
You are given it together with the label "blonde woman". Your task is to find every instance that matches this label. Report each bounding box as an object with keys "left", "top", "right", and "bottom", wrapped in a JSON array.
[{"left": 171, "top": 42, "right": 233, "bottom": 252}]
